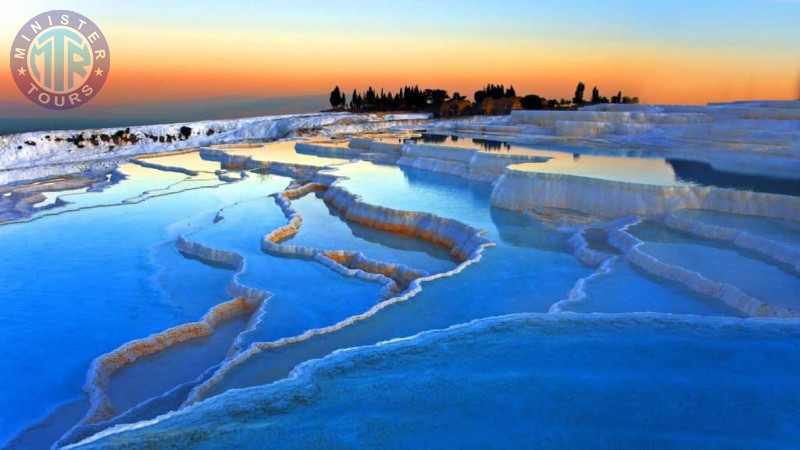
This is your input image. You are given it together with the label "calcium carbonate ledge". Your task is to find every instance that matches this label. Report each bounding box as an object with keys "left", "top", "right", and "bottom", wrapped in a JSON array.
[
  {"left": 348, "top": 138, "right": 403, "bottom": 154},
  {"left": 548, "top": 216, "right": 638, "bottom": 313},
  {"left": 55, "top": 364, "right": 222, "bottom": 448},
  {"left": 294, "top": 142, "right": 364, "bottom": 159},
  {"left": 0, "top": 172, "right": 111, "bottom": 223},
  {"left": 262, "top": 181, "right": 437, "bottom": 299},
  {"left": 549, "top": 256, "right": 620, "bottom": 313},
  {"left": 260, "top": 183, "right": 399, "bottom": 297},
  {"left": 664, "top": 212, "right": 800, "bottom": 274},
  {"left": 193, "top": 152, "right": 469, "bottom": 356},
  {"left": 198, "top": 148, "right": 322, "bottom": 179},
  {"left": 0, "top": 113, "right": 431, "bottom": 172},
  {"left": 128, "top": 159, "right": 200, "bottom": 176},
  {"left": 491, "top": 167, "right": 800, "bottom": 221},
  {"left": 69, "top": 312, "right": 800, "bottom": 449},
  {"left": 301, "top": 141, "right": 401, "bottom": 164},
  {"left": 321, "top": 184, "right": 490, "bottom": 261},
  {"left": 508, "top": 110, "right": 716, "bottom": 128},
  {"left": 63, "top": 293, "right": 264, "bottom": 449},
  {"left": 181, "top": 235, "right": 493, "bottom": 408},
  {"left": 58, "top": 231, "right": 275, "bottom": 448},
  {"left": 569, "top": 232, "right": 612, "bottom": 267},
  {"left": 182, "top": 184, "right": 494, "bottom": 407},
  {"left": 608, "top": 219, "right": 799, "bottom": 319},
  {"left": 176, "top": 236, "right": 271, "bottom": 305},
  {"left": 396, "top": 143, "right": 550, "bottom": 183},
  {"left": 318, "top": 250, "right": 429, "bottom": 296}
]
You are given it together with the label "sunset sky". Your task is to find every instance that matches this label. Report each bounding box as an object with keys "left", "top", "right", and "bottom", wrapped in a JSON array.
[{"left": 3, "top": 0, "right": 799, "bottom": 107}]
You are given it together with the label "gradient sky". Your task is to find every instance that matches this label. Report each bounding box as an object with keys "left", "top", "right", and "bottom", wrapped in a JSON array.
[{"left": 3, "top": 0, "right": 799, "bottom": 106}]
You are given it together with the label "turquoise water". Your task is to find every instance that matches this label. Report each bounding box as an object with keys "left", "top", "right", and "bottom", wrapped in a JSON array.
[
  {"left": 76, "top": 314, "right": 800, "bottom": 449},
  {"left": 0, "top": 169, "right": 274, "bottom": 442},
  {"left": 673, "top": 209, "right": 800, "bottom": 251},
  {"left": 288, "top": 193, "right": 457, "bottom": 273},
  {"left": 562, "top": 258, "right": 746, "bottom": 316},
  {"left": 633, "top": 222, "right": 800, "bottom": 309},
  {"left": 1, "top": 142, "right": 798, "bottom": 448},
  {"left": 200, "top": 161, "right": 741, "bottom": 400},
  {"left": 406, "top": 134, "right": 693, "bottom": 186}
]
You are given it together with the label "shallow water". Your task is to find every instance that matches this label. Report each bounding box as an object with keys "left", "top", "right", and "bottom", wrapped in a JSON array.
[
  {"left": 199, "top": 161, "right": 746, "bottom": 400},
  {"left": 408, "top": 133, "right": 800, "bottom": 194},
  {"left": 182, "top": 187, "right": 388, "bottom": 349},
  {"left": 107, "top": 315, "right": 249, "bottom": 414},
  {"left": 1, "top": 136, "right": 798, "bottom": 447},
  {"left": 0, "top": 174, "right": 254, "bottom": 441},
  {"left": 633, "top": 222, "right": 800, "bottom": 309},
  {"left": 563, "top": 258, "right": 746, "bottom": 316},
  {"left": 77, "top": 314, "right": 800, "bottom": 449},
  {"left": 140, "top": 151, "right": 228, "bottom": 173},
  {"left": 673, "top": 209, "right": 800, "bottom": 250},
  {"left": 218, "top": 140, "right": 349, "bottom": 166},
  {"left": 288, "top": 193, "right": 457, "bottom": 273}
]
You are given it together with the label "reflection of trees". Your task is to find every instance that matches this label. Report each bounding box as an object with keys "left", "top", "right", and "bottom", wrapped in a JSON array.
[
  {"left": 472, "top": 138, "right": 511, "bottom": 152},
  {"left": 421, "top": 134, "right": 448, "bottom": 144},
  {"left": 406, "top": 134, "right": 448, "bottom": 144},
  {"left": 405, "top": 134, "right": 513, "bottom": 152}
]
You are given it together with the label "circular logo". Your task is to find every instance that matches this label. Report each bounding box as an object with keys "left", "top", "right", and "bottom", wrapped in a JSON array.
[{"left": 10, "top": 10, "right": 110, "bottom": 110}]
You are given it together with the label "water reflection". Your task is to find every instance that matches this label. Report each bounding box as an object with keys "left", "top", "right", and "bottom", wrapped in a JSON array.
[{"left": 668, "top": 159, "right": 800, "bottom": 197}]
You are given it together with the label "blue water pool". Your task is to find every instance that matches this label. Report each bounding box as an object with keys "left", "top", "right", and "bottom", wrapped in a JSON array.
[{"left": 1, "top": 137, "right": 798, "bottom": 448}]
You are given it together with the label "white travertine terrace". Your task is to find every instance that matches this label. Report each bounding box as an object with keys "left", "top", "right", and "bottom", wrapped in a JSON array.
[
  {"left": 395, "top": 143, "right": 549, "bottom": 182},
  {"left": 57, "top": 228, "right": 275, "bottom": 447},
  {"left": 491, "top": 170, "right": 800, "bottom": 220},
  {"left": 294, "top": 142, "right": 364, "bottom": 159},
  {"left": 0, "top": 113, "right": 431, "bottom": 174},
  {"left": 70, "top": 296, "right": 262, "bottom": 437},
  {"left": 664, "top": 213, "right": 800, "bottom": 274},
  {"left": 198, "top": 148, "right": 322, "bottom": 179},
  {"left": 508, "top": 110, "right": 716, "bottom": 129},
  {"left": 261, "top": 182, "right": 432, "bottom": 298},
  {"left": 0, "top": 172, "right": 114, "bottom": 223},
  {"left": 177, "top": 158, "right": 495, "bottom": 408},
  {"left": 128, "top": 159, "right": 200, "bottom": 176},
  {"left": 47, "top": 152, "right": 494, "bottom": 447},
  {"left": 608, "top": 220, "right": 799, "bottom": 319},
  {"left": 69, "top": 312, "right": 800, "bottom": 449},
  {"left": 5, "top": 100, "right": 800, "bottom": 448},
  {"left": 566, "top": 227, "right": 617, "bottom": 268},
  {"left": 348, "top": 138, "right": 404, "bottom": 154},
  {"left": 549, "top": 256, "right": 619, "bottom": 313},
  {"left": 322, "top": 184, "right": 490, "bottom": 261}
]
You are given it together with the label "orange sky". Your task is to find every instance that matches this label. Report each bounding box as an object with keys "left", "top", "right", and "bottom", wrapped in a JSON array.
[{"left": 3, "top": 2, "right": 799, "bottom": 107}]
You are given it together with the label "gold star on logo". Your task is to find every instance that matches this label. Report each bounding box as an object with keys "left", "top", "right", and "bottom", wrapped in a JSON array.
[
  {"left": 17, "top": 67, "right": 27, "bottom": 76},
  {"left": 94, "top": 68, "right": 104, "bottom": 77}
]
